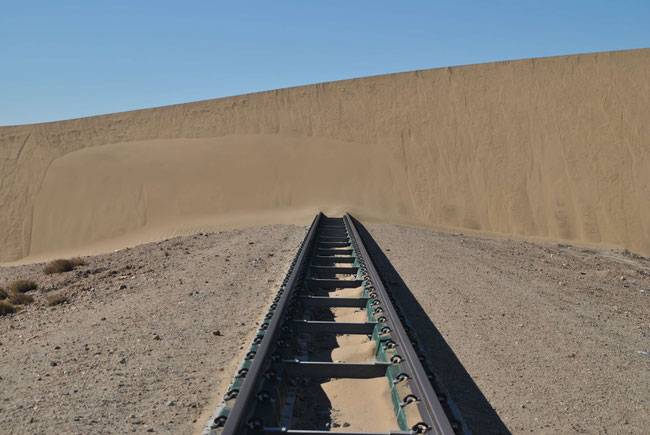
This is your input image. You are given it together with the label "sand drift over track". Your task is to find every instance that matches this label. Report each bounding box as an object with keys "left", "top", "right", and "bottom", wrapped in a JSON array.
[{"left": 1, "top": 48, "right": 649, "bottom": 261}]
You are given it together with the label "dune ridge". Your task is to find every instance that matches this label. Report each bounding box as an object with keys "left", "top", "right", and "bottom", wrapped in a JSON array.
[{"left": 1, "top": 48, "right": 649, "bottom": 262}]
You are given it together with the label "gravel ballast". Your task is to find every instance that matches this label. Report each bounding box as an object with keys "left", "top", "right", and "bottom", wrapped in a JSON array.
[{"left": 2, "top": 222, "right": 648, "bottom": 433}]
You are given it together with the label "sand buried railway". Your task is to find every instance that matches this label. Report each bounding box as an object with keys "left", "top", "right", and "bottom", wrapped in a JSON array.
[{"left": 204, "top": 214, "right": 466, "bottom": 434}]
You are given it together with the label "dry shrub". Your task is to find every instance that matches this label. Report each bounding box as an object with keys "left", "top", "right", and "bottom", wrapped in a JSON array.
[
  {"left": 7, "top": 280, "right": 38, "bottom": 293},
  {"left": 0, "top": 301, "right": 15, "bottom": 316},
  {"left": 46, "top": 295, "right": 69, "bottom": 306},
  {"left": 8, "top": 291, "right": 33, "bottom": 305},
  {"left": 43, "top": 257, "right": 85, "bottom": 274},
  {"left": 71, "top": 257, "right": 86, "bottom": 266},
  {"left": 0, "top": 288, "right": 8, "bottom": 300},
  {"left": 44, "top": 259, "right": 79, "bottom": 274}
]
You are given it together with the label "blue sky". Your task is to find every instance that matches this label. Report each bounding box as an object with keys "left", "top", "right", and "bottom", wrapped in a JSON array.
[{"left": 1, "top": 1, "right": 648, "bottom": 126}]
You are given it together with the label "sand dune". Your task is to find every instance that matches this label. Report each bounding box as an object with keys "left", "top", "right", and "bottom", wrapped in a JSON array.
[{"left": 1, "top": 48, "right": 649, "bottom": 262}]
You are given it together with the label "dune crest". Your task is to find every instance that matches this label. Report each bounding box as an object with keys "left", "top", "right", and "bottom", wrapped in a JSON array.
[{"left": 1, "top": 48, "right": 649, "bottom": 262}]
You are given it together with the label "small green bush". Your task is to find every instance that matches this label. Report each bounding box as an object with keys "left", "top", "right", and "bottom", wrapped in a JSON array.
[{"left": 7, "top": 280, "right": 38, "bottom": 293}]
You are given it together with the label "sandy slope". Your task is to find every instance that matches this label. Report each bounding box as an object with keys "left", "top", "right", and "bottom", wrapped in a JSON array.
[
  {"left": 28, "top": 135, "right": 414, "bottom": 259},
  {"left": 1, "top": 48, "right": 649, "bottom": 262}
]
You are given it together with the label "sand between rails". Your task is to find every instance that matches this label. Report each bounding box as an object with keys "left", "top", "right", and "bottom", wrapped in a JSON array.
[{"left": 1, "top": 223, "right": 648, "bottom": 433}]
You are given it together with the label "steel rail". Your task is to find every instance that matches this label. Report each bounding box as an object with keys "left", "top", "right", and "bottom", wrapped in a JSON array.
[
  {"left": 207, "top": 213, "right": 464, "bottom": 434},
  {"left": 344, "top": 213, "right": 455, "bottom": 435},
  {"left": 220, "top": 212, "right": 323, "bottom": 434}
]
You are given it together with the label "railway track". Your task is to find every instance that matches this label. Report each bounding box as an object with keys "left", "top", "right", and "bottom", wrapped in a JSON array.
[{"left": 204, "top": 213, "right": 466, "bottom": 434}]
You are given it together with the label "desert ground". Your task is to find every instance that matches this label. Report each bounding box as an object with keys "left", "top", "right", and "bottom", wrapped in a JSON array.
[
  {"left": 1, "top": 48, "right": 649, "bottom": 264},
  {"left": 364, "top": 224, "right": 649, "bottom": 433},
  {"left": 1, "top": 223, "right": 648, "bottom": 434},
  {"left": 0, "top": 225, "right": 305, "bottom": 434}
]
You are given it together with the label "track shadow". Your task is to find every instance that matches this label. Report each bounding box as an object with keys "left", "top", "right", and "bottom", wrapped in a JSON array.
[
  {"left": 350, "top": 217, "right": 511, "bottom": 434},
  {"left": 290, "top": 376, "right": 333, "bottom": 429}
]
